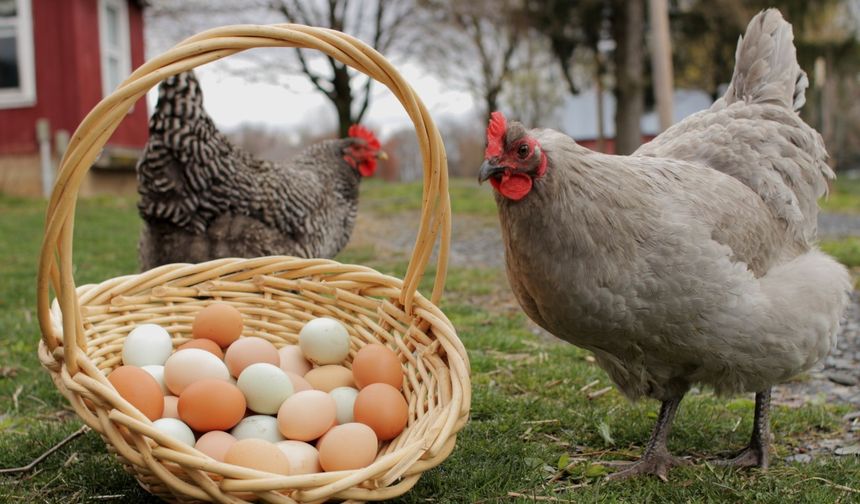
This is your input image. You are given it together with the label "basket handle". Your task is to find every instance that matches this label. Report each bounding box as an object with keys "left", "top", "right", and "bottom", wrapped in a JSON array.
[{"left": 36, "top": 24, "right": 451, "bottom": 373}]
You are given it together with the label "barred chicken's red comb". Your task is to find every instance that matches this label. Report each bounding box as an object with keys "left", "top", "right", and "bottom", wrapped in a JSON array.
[
  {"left": 348, "top": 124, "right": 380, "bottom": 150},
  {"left": 485, "top": 111, "right": 507, "bottom": 158}
]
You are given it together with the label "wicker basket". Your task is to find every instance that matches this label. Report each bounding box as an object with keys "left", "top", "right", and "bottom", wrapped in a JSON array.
[{"left": 35, "top": 24, "right": 471, "bottom": 503}]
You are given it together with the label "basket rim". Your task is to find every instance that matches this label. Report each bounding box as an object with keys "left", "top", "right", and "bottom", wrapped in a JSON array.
[{"left": 40, "top": 255, "right": 471, "bottom": 502}]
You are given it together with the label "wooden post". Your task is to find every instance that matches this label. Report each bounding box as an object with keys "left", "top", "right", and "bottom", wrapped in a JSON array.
[{"left": 649, "top": 0, "right": 674, "bottom": 132}]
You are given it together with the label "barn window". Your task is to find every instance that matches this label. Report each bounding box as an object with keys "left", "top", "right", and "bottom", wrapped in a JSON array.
[
  {"left": 98, "top": 0, "right": 131, "bottom": 97},
  {"left": 0, "top": 0, "right": 36, "bottom": 109}
]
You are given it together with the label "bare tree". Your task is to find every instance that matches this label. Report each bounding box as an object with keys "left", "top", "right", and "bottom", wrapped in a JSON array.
[
  {"left": 271, "top": 0, "right": 414, "bottom": 137},
  {"left": 418, "top": 0, "right": 528, "bottom": 124}
]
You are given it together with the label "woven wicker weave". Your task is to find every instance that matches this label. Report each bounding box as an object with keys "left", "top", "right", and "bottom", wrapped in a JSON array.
[{"left": 35, "top": 24, "right": 470, "bottom": 503}]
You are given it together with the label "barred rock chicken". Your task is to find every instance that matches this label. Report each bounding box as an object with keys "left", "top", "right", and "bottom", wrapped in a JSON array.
[
  {"left": 479, "top": 9, "right": 850, "bottom": 480},
  {"left": 136, "top": 70, "right": 385, "bottom": 271}
]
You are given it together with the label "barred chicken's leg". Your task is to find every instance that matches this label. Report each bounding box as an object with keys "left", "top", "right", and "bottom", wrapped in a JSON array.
[
  {"left": 606, "top": 397, "right": 689, "bottom": 481},
  {"left": 715, "top": 388, "right": 771, "bottom": 469}
]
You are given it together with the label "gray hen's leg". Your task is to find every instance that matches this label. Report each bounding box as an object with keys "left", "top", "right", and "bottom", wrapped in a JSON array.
[
  {"left": 606, "top": 396, "right": 689, "bottom": 481},
  {"left": 715, "top": 388, "right": 771, "bottom": 469}
]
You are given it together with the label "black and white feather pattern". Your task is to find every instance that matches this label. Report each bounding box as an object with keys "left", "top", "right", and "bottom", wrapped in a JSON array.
[{"left": 136, "top": 70, "right": 363, "bottom": 270}]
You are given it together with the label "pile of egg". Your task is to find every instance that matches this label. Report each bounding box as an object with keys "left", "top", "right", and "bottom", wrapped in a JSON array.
[{"left": 108, "top": 303, "right": 409, "bottom": 475}]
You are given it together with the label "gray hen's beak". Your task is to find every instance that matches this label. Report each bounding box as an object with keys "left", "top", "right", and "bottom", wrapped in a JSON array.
[{"left": 478, "top": 160, "right": 505, "bottom": 184}]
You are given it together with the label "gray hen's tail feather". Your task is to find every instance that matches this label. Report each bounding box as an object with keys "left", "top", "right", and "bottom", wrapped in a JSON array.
[{"left": 723, "top": 9, "right": 808, "bottom": 111}]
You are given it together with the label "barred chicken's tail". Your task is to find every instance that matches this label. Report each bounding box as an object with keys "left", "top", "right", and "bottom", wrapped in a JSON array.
[{"left": 722, "top": 8, "right": 808, "bottom": 111}]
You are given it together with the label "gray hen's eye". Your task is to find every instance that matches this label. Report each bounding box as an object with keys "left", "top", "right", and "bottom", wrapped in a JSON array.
[{"left": 517, "top": 144, "right": 529, "bottom": 158}]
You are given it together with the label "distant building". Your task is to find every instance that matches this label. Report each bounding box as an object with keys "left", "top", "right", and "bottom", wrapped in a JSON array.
[
  {"left": 559, "top": 88, "right": 714, "bottom": 153},
  {"left": 0, "top": 0, "right": 148, "bottom": 197}
]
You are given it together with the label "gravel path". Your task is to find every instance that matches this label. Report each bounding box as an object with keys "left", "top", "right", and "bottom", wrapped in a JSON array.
[{"left": 818, "top": 213, "right": 860, "bottom": 239}]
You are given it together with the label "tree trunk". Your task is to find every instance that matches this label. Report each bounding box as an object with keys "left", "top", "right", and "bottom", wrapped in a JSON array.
[
  {"left": 594, "top": 52, "right": 606, "bottom": 153},
  {"left": 332, "top": 63, "right": 353, "bottom": 138},
  {"left": 612, "top": 0, "right": 644, "bottom": 155},
  {"left": 648, "top": 0, "right": 673, "bottom": 132}
]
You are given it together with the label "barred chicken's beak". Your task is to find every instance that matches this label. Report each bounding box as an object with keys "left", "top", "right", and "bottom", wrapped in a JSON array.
[
  {"left": 376, "top": 150, "right": 388, "bottom": 161},
  {"left": 478, "top": 160, "right": 504, "bottom": 184}
]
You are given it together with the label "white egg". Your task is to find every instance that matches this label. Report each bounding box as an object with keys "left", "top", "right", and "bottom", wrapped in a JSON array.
[
  {"left": 298, "top": 318, "right": 350, "bottom": 365},
  {"left": 163, "top": 349, "right": 231, "bottom": 395},
  {"left": 329, "top": 386, "right": 359, "bottom": 424},
  {"left": 153, "top": 418, "right": 195, "bottom": 447},
  {"left": 122, "top": 324, "right": 173, "bottom": 367},
  {"left": 237, "top": 363, "right": 294, "bottom": 414},
  {"left": 231, "top": 415, "right": 286, "bottom": 443},
  {"left": 142, "top": 365, "right": 169, "bottom": 395},
  {"left": 276, "top": 440, "right": 321, "bottom": 475}
]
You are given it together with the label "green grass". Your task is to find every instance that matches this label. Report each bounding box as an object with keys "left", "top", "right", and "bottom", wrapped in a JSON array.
[
  {"left": 1, "top": 182, "right": 859, "bottom": 502},
  {"left": 821, "top": 237, "right": 860, "bottom": 268},
  {"left": 821, "top": 176, "right": 860, "bottom": 214}
]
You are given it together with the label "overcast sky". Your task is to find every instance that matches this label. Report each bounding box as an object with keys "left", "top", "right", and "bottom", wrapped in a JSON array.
[{"left": 144, "top": 51, "right": 478, "bottom": 140}]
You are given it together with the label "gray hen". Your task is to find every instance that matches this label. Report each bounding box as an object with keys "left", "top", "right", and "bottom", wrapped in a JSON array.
[
  {"left": 479, "top": 9, "right": 850, "bottom": 480},
  {"left": 136, "top": 70, "right": 385, "bottom": 271}
]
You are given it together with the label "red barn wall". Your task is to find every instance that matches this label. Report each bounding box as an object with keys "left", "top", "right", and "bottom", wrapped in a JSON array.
[{"left": 0, "top": 0, "right": 147, "bottom": 155}]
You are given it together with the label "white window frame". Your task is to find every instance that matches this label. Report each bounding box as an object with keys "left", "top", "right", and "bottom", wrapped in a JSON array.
[
  {"left": 0, "top": 0, "right": 37, "bottom": 109},
  {"left": 98, "top": 0, "right": 131, "bottom": 97}
]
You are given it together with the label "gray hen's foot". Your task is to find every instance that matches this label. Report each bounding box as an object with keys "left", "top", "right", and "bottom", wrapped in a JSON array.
[
  {"left": 714, "top": 389, "right": 771, "bottom": 470},
  {"left": 606, "top": 451, "right": 690, "bottom": 482},
  {"left": 713, "top": 445, "right": 769, "bottom": 469}
]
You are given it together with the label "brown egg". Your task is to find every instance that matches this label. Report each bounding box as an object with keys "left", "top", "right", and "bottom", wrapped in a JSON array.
[
  {"left": 179, "top": 379, "right": 246, "bottom": 432},
  {"left": 163, "top": 396, "right": 180, "bottom": 419},
  {"left": 196, "top": 431, "right": 238, "bottom": 462},
  {"left": 108, "top": 365, "right": 164, "bottom": 421},
  {"left": 224, "top": 337, "right": 280, "bottom": 378},
  {"left": 224, "top": 438, "right": 291, "bottom": 475},
  {"left": 351, "top": 344, "right": 404, "bottom": 390},
  {"left": 318, "top": 423, "right": 378, "bottom": 472},
  {"left": 192, "top": 303, "right": 243, "bottom": 348},
  {"left": 278, "top": 345, "right": 312, "bottom": 376},
  {"left": 353, "top": 383, "right": 408, "bottom": 441},
  {"left": 277, "top": 390, "right": 337, "bottom": 441},
  {"left": 177, "top": 338, "right": 224, "bottom": 360},
  {"left": 285, "top": 371, "right": 314, "bottom": 393},
  {"left": 304, "top": 365, "right": 354, "bottom": 392}
]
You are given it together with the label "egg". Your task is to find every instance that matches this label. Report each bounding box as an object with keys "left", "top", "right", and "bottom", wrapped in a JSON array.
[
  {"left": 163, "top": 396, "right": 180, "bottom": 419},
  {"left": 286, "top": 371, "right": 313, "bottom": 393},
  {"left": 195, "top": 431, "right": 237, "bottom": 462},
  {"left": 224, "top": 337, "right": 280, "bottom": 378},
  {"left": 276, "top": 440, "right": 321, "bottom": 475},
  {"left": 164, "top": 348, "right": 231, "bottom": 395},
  {"left": 224, "top": 439, "right": 291, "bottom": 475},
  {"left": 318, "top": 423, "right": 378, "bottom": 472},
  {"left": 141, "top": 365, "right": 169, "bottom": 395},
  {"left": 329, "top": 387, "right": 359, "bottom": 424},
  {"left": 177, "top": 338, "right": 224, "bottom": 360},
  {"left": 278, "top": 345, "right": 312, "bottom": 375},
  {"left": 353, "top": 383, "right": 408, "bottom": 441},
  {"left": 122, "top": 324, "right": 173, "bottom": 367},
  {"left": 107, "top": 365, "right": 164, "bottom": 421},
  {"left": 179, "top": 379, "right": 246, "bottom": 432},
  {"left": 277, "top": 390, "right": 337, "bottom": 441},
  {"left": 304, "top": 365, "right": 355, "bottom": 392},
  {"left": 237, "top": 363, "right": 294, "bottom": 414},
  {"left": 298, "top": 318, "right": 350, "bottom": 365},
  {"left": 192, "top": 303, "right": 243, "bottom": 348},
  {"left": 153, "top": 418, "right": 196, "bottom": 447},
  {"left": 231, "top": 415, "right": 286, "bottom": 443},
  {"left": 352, "top": 344, "right": 404, "bottom": 390}
]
